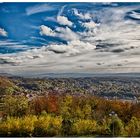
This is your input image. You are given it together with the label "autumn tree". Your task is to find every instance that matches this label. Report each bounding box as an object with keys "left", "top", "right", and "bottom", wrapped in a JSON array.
[
  {"left": 3, "top": 95, "right": 29, "bottom": 117},
  {"left": 46, "top": 94, "right": 58, "bottom": 114},
  {"left": 72, "top": 119, "right": 97, "bottom": 136},
  {"left": 59, "top": 95, "right": 73, "bottom": 119},
  {"left": 125, "top": 117, "right": 140, "bottom": 137},
  {"left": 0, "top": 77, "right": 16, "bottom": 96}
]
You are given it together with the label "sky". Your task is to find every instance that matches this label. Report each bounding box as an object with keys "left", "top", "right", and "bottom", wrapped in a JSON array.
[{"left": 0, "top": 2, "right": 140, "bottom": 77}]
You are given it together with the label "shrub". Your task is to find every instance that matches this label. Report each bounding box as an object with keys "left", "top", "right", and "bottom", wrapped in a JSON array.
[
  {"left": 0, "top": 114, "right": 62, "bottom": 137},
  {"left": 18, "top": 115, "right": 37, "bottom": 137},
  {"left": 0, "top": 115, "right": 37, "bottom": 137},
  {"left": 47, "top": 116, "right": 62, "bottom": 136},
  {"left": 33, "top": 115, "right": 51, "bottom": 137},
  {"left": 125, "top": 117, "right": 140, "bottom": 137},
  {"left": 72, "top": 119, "right": 97, "bottom": 136},
  {"left": 61, "top": 118, "right": 73, "bottom": 136},
  {"left": 33, "top": 114, "right": 62, "bottom": 137}
]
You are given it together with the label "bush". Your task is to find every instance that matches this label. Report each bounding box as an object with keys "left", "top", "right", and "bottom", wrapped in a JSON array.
[
  {"left": 33, "top": 115, "right": 51, "bottom": 137},
  {"left": 47, "top": 116, "right": 62, "bottom": 136},
  {"left": 18, "top": 115, "right": 37, "bottom": 137},
  {"left": 125, "top": 117, "right": 140, "bottom": 137},
  {"left": 0, "top": 115, "right": 37, "bottom": 137},
  {"left": 72, "top": 119, "right": 97, "bottom": 136},
  {"left": 61, "top": 119, "right": 73, "bottom": 136},
  {"left": 0, "top": 114, "right": 62, "bottom": 137},
  {"left": 33, "top": 114, "right": 62, "bottom": 137}
]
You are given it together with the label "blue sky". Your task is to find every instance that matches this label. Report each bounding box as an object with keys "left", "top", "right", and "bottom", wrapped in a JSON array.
[
  {"left": 0, "top": 2, "right": 140, "bottom": 76},
  {"left": 0, "top": 2, "right": 138, "bottom": 53}
]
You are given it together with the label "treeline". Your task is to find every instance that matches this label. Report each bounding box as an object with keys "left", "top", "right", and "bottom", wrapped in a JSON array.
[{"left": 1, "top": 94, "right": 140, "bottom": 137}]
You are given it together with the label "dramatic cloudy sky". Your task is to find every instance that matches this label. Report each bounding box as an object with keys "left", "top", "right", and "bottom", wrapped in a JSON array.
[{"left": 0, "top": 2, "right": 140, "bottom": 77}]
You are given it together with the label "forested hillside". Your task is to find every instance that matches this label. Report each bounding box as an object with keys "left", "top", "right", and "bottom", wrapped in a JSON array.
[{"left": 0, "top": 76, "right": 140, "bottom": 137}]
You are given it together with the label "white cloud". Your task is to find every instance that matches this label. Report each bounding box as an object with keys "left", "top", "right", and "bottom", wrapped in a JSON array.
[
  {"left": 48, "top": 44, "right": 71, "bottom": 53},
  {"left": 55, "top": 27, "right": 79, "bottom": 41},
  {"left": 73, "top": 8, "right": 92, "bottom": 20},
  {"left": 26, "top": 4, "right": 55, "bottom": 16},
  {"left": 40, "top": 25, "right": 79, "bottom": 41},
  {"left": 57, "top": 16, "right": 73, "bottom": 27},
  {"left": 69, "top": 40, "right": 96, "bottom": 51},
  {"left": 129, "top": 11, "right": 140, "bottom": 20},
  {"left": 0, "top": 40, "right": 19, "bottom": 46},
  {"left": 40, "top": 25, "right": 56, "bottom": 36},
  {"left": 101, "top": 2, "right": 118, "bottom": 6},
  {"left": 57, "top": 5, "right": 66, "bottom": 17},
  {"left": 47, "top": 40, "right": 96, "bottom": 55},
  {"left": 44, "top": 16, "right": 56, "bottom": 22},
  {"left": 82, "top": 21, "right": 100, "bottom": 30},
  {"left": 0, "top": 28, "right": 8, "bottom": 37},
  {"left": 56, "top": 5, "right": 73, "bottom": 27}
]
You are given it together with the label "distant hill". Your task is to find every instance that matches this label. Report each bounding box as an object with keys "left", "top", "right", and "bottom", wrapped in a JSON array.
[{"left": 0, "top": 74, "right": 138, "bottom": 101}]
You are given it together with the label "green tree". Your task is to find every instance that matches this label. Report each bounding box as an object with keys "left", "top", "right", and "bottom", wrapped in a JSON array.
[{"left": 109, "top": 116, "right": 125, "bottom": 137}]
